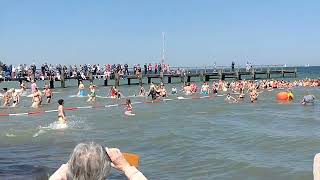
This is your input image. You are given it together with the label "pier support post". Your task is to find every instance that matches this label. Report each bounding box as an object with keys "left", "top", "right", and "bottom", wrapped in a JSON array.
[
  {"left": 60, "top": 70, "right": 65, "bottom": 88},
  {"left": 160, "top": 72, "right": 164, "bottom": 83},
  {"left": 115, "top": 72, "right": 120, "bottom": 86},
  {"left": 236, "top": 73, "right": 241, "bottom": 80},
  {"left": 235, "top": 71, "right": 240, "bottom": 80},
  {"left": 251, "top": 69, "right": 256, "bottom": 80},
  {"left": 187, "top": 76, "right": 191, "bottom": 82},
  {"left": 205, "top": 75, "right": 209, "bottom": 81},
  {"left": 148, "top": 77, "right": 151, "bottom": 84},
  {"left": 218, "top": 70, "right": 223, "bottom": 80},
  {"left": 138, "top": 73, "right": 143, "bottom": 86},
  {"left": 168, "top": 76, "right": 172, "bottom": 83},
  {"left": 89, "top": 71, "right": 93, "bottom": 83},
  {"left": 180, "top": 73, "right": 185, "bottom": 83},
  {"left": 49, "top": 75, "right": 54, "bottom": 89},
  {"left": 31, "top": 73, "right": 35, "bottom": 82},
  {"left": 128, "top": 78, "right": 131, "bottom": 85},
  {"left": 200, "top": 71, "right": 204, "bottom": 82},
  {"left": 104, "top": 79, "right": 108, "bottom": 86}
]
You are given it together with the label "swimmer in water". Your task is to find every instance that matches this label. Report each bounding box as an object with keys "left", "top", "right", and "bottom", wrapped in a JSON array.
[
  {"left": 301, "top": 93, "right": 315, "bottom": 105},
  {"left": 287, "top": 89, "right": 294, "bottom": 100},
  {"left": 125, "top": 98, "right": 133, "bottom": 113},
  {"left": 110, "top": 86, "right": 118, "bottom": 98},
  {"left": 201, "top": 82, "right": 209, "bottom": 95},
  {"left": 212, "top": 85, "right": 218, "bottom": 95},
  {"left": 31, "top": 87, "right": 41, "bottom": 108},
  {"left": 191, "top": 83, "right": 198, "bottom": 93},
  {"left": 171, "top": 85, "right": 177, "bottom": 95},
  {"left": 183, "top": 83, "right": 192, "bottom": 95},
  {"left": 30, "top": 80, "right": 37, "bottom": 93},
  {"left": 11, "top": 89, "right": 19, "bottom": 107},
  {"left": 19, "top": 83, "right": 26, "bottom": 95},
  {"left": 44, "top": 84, "right": 53, "bottom": 103},
  {"left": 138, "top": 86, "right": 145, "bottom": 96},
  {"left": 149, "top": 82, "right": 155, "bottom": 91},
  {"left": 249, "top": 89, "right": 258, "bottom": 103},
  {"left": 78, "top": 80, "right": 85, "bottom": 96},
  {"left": 225, "top": 93, "right": 238, "bottom": 103},
  {"left": 57, "top": 99, "right": 67, "bottom": 124},
  {"left": 87, "top": 85, "right": 96, "bottom": 102},
  {"left": 148, "top": 87, "right": 158, "bottom": 100},
  {"left": 117, "top": 90, "right": 124, "bottom": 99},
  {"left": 159, "top": 84, "right": 167, "bottom": 97},
  {"left": 238, "top": 88, "right": 245, "bottom": 99},
  {"left": 2, "top": 88, "right": 11, "bottom": 106}
]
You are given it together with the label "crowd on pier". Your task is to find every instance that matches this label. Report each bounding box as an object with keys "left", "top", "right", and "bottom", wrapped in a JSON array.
[{"left": 0, "top": 62, "right": 176, "bottom": 81}]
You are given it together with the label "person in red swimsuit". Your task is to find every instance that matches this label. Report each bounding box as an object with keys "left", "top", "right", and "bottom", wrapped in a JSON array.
[{"left": 125, "top": 98, "right": 133, "bottom": 112}]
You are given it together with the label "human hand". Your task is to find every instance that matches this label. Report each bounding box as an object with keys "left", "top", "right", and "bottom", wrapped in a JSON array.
[{"left": 106, "top": 148, "right": 130, "bottom": 172}]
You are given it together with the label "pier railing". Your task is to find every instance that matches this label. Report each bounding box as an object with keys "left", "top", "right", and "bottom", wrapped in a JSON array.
[
  {"left": 0, "top": 65, "right": 297, "bottom": 81},
  {"left": 167, "top": 65, "right": 296, "bottom": 74}
]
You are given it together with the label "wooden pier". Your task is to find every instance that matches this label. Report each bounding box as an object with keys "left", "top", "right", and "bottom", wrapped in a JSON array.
[
  {"left": 0, "top": 66, "right": 298, "bottom": 88},
  {"left": 100, "top": 66, "right": 297, "bottom": 86}
]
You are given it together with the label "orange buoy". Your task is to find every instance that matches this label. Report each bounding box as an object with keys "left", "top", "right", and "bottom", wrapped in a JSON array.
[{"left": 276, "top": 92, "right": 289, "bottom": 101}]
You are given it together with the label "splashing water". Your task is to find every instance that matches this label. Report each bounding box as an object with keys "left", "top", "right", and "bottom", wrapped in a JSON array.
[
  {"left": 5, "top": 133, "right": 17, "bottom": 137},
  {"left": 32, "top": 115, "right": 87, "bottom": 137}
]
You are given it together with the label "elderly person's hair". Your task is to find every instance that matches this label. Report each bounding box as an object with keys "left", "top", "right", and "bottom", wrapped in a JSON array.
[{"left": 67, "top": 142, "right": 111, "bottom": 180}]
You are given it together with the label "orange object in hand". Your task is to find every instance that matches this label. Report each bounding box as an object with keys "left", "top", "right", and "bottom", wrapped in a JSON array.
[{"left": 122, "top": 152, "right": 140, "bottom": 168}]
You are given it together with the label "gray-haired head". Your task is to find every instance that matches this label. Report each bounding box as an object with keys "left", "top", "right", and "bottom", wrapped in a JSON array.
[{"left": 67, "top": 142, "right": 111, "bottom": 180}]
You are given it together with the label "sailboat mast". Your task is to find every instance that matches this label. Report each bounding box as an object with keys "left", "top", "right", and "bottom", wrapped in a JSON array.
[{"left": 162, "top": 32, "right": 165, "bottom": 65}]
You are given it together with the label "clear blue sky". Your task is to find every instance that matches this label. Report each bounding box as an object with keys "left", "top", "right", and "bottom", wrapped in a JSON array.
[{"left": 1, "top": 0, "right": 319, "bottom": 67}]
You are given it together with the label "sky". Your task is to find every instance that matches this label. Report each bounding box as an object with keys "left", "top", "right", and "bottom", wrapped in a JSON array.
[{"left": 1, "top": 0, "right": 320, "bottom": 67}]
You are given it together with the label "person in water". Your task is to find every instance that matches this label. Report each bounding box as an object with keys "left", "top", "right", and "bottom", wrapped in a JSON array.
[
  {"left": 171, "top": 85, "right": 177, "bottom": 95},
  {"left": 238, "top": 88, "right": 245, "bottom": 99},
  {"left": 31, "top": 87, "right": 42, "bottom": 108},
  {"left": 11, "top": 89, "right": 20, "bottom": 107},
  {"left": 138, "top": 86, "right": 145, "bottom": 96},
  {"left": 117, "top": 90, "right": 124, "bottom": 99},
  {"left": 249, "top": 89, "right": 258, "bottom": 103},
  {"left": 125, "top": 98, "right": 133, "bottom": 113},
  {"left": 301, "top": 93, "right": 315, "bottom": 105},
  {"left": 314, "top": 153, "right": 320, "bottom": 180},
  {"left": 225, "top": 93, "right": 238, "bottom": 103},
  {"left": 159, "top": 84, "right": 167, "bottom": 97},
  {"left": 49, "top": 142, "right": 147, "bottom": 180},
  {"left": 287, "top": 89, "right": 294, "bottom": 100},
  {"left": 87, "top": 85, "right": 96, "bottom": 102},
  {"left": 57, "top": 99, "right": 67, "bottom": 124},
  {"left": 191, "top": 83, "right": 198, "bottom": 93},
  {"left": 110, "top": 86, "right": 118, "bottom": 98},
  {"left": 2, "top": 88, "right": 10, "bottom": 106},
  {"left": 148, "top": 87, "right": 157, "bottom": 100},
  {"left": 201, "top": 82, "right": 209, "bottom": 95},
  {"left": 78, "top": 80, "right": 85, "bottom": 96},
  {"left": 19, "top": 82, "right": 26, "bottom": 95},
  {"left": 30, "top": 80, "right": 37, "bottom": 93},
  {"left": 212, "top": 85, "right": 218, "bottom": 94},
  {"left": 44, "top": 84, "right": 53, "bottom": 103},
  {"left": 183, "top": 83, "right": 192, "bottom": 95}
]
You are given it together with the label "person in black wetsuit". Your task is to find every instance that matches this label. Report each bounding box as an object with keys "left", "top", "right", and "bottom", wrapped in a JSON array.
[{"left": 148, "top": 87, "right": 157, "bottom": 100}]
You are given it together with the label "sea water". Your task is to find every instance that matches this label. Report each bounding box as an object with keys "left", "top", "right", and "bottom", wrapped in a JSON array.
[{"left": 0, "top": 66, "right": 319, "bottom": 179}]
